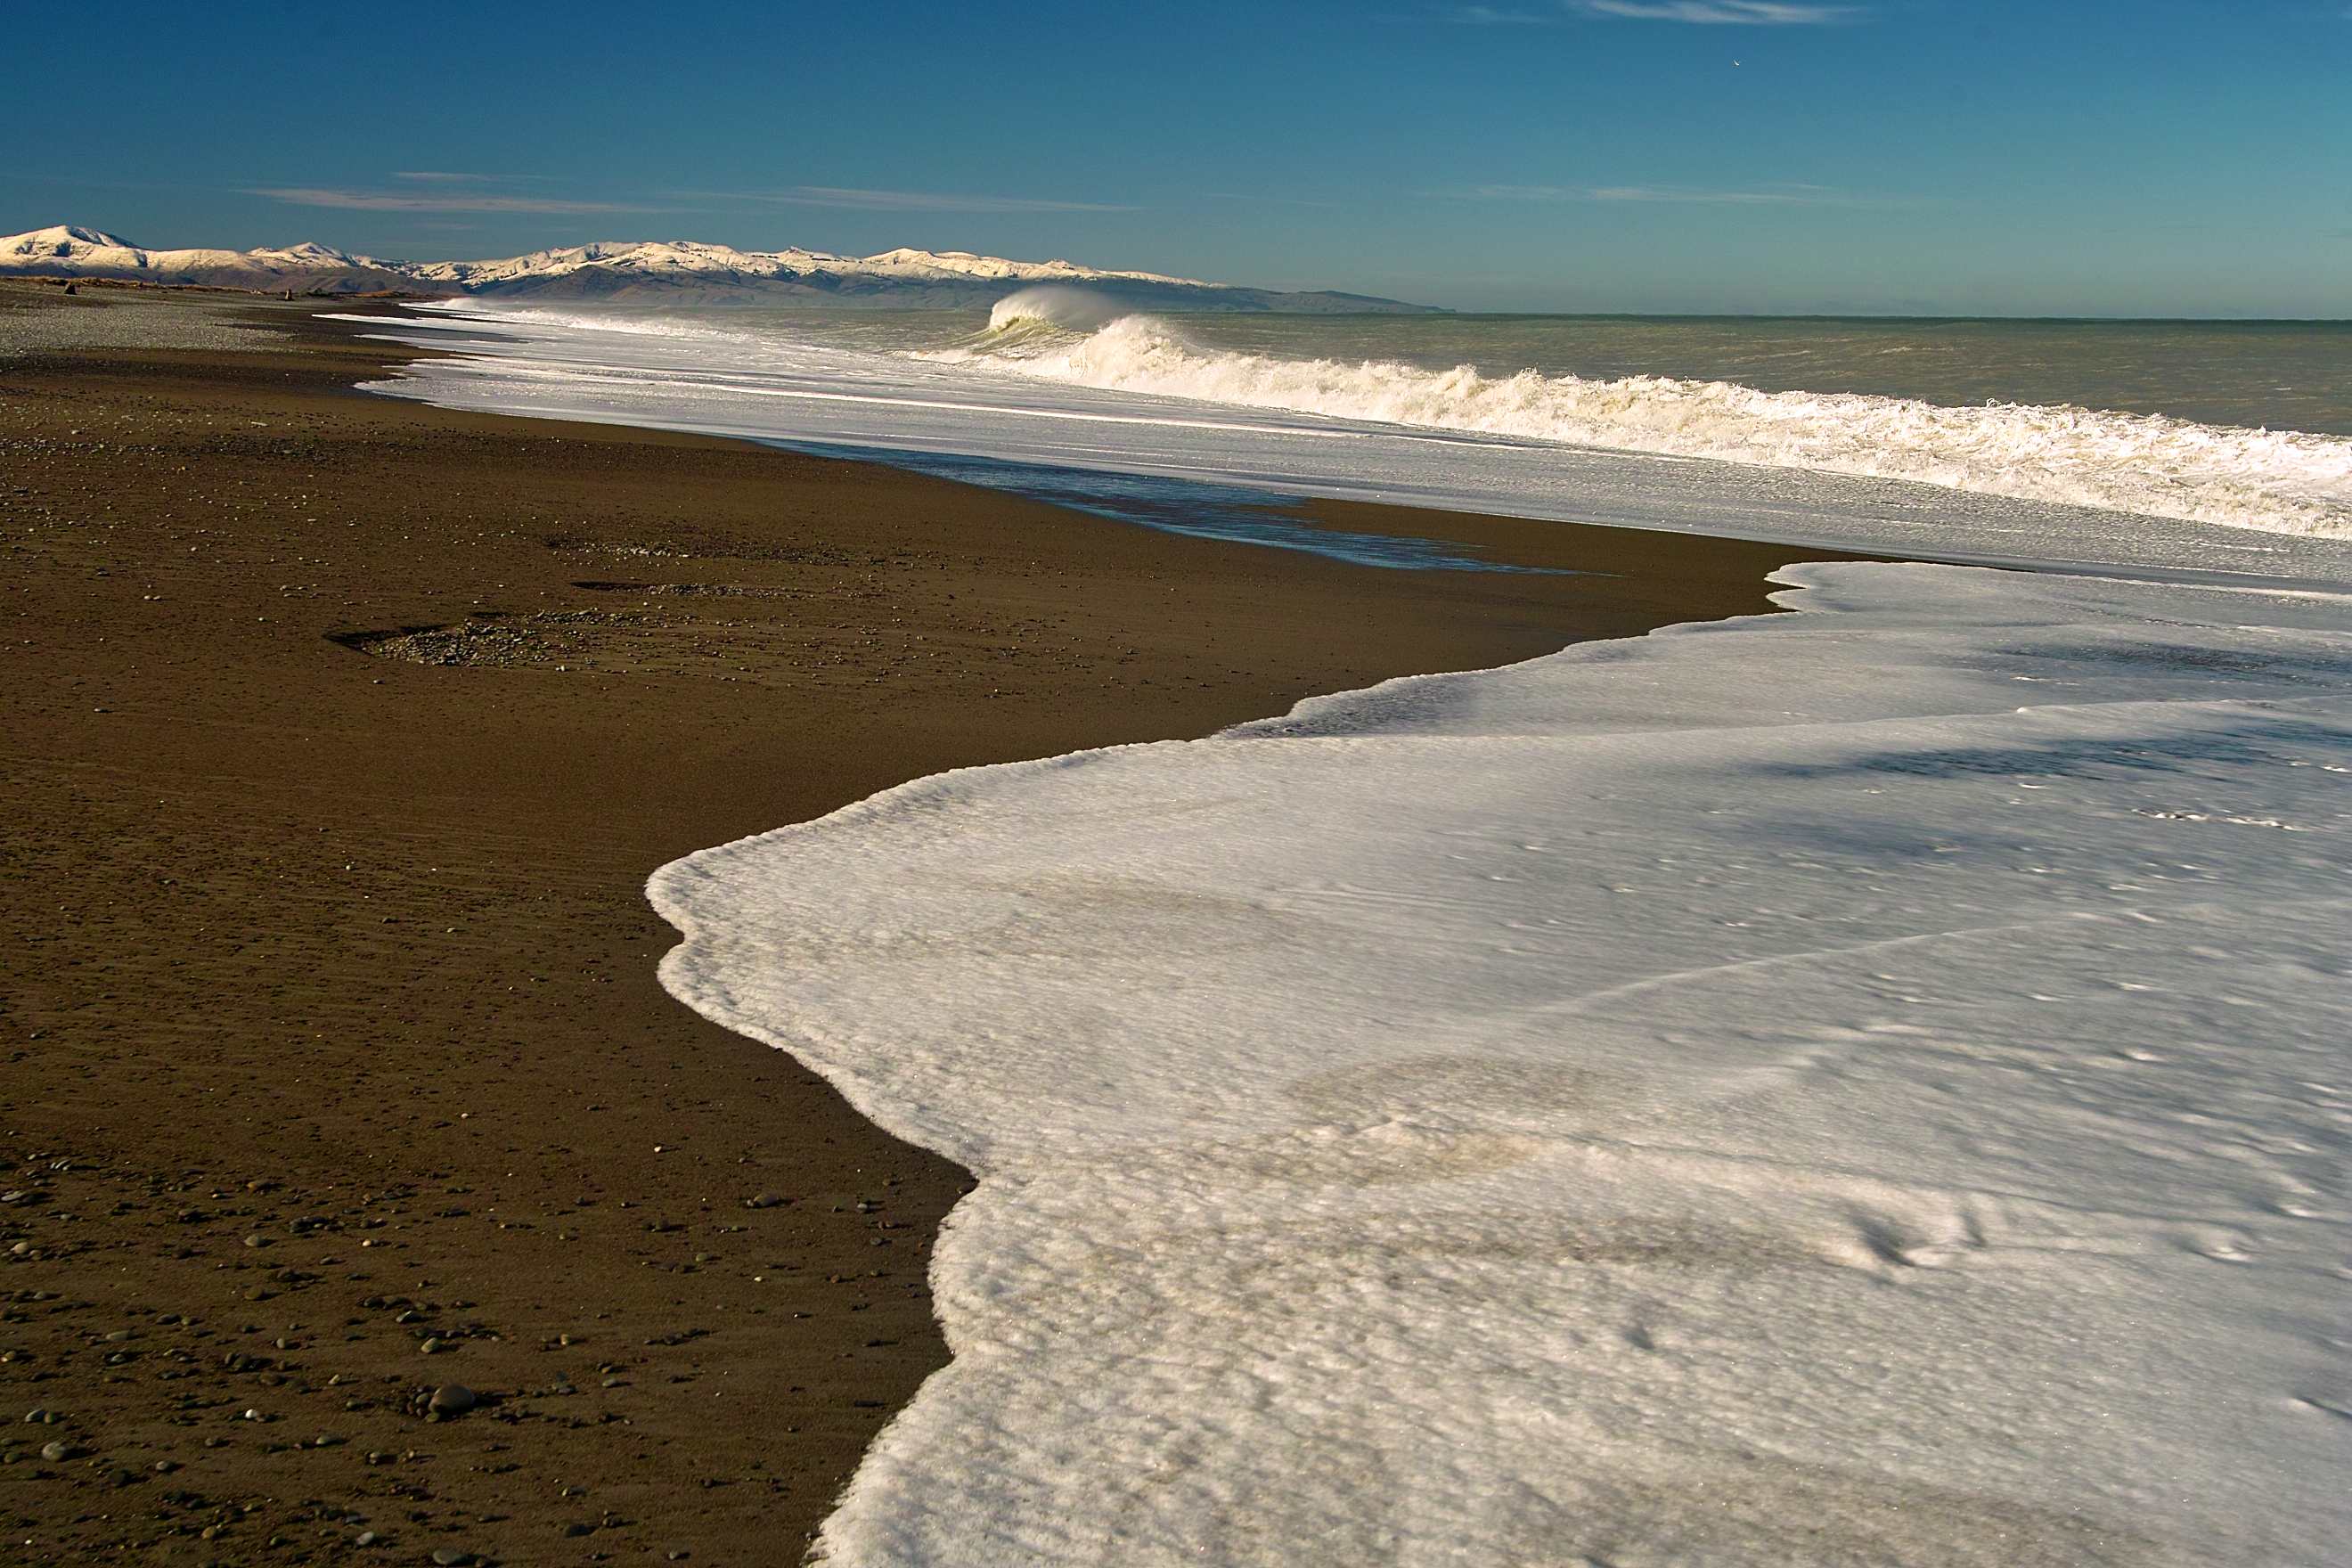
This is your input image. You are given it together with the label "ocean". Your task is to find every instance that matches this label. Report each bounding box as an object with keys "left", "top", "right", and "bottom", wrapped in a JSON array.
[
  {"left": 347, "top": 298, "right": 2352, "bottom": 575},
  {"left": 347, "top": 298, "right": 2352, "bottom": 1566}
]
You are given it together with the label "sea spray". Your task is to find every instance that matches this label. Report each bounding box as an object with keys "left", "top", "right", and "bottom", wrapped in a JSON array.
[
  {"left": 350, "top": 301, "right": 2352, "bottom": 577},
  {"left": 987, "top": 285, "right": 1133, "bottom": 333},
  {"left": 937, "top": 314, "right": 2352, "bottom": 540}
]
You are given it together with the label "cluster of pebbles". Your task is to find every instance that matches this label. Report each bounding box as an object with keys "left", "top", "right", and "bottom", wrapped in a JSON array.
[
  {"left": 0, "top": 282, "right": 282, "bottom": 362},
  {"left": 0, "top": 1147, "right": 859, "bottom": 1563}
]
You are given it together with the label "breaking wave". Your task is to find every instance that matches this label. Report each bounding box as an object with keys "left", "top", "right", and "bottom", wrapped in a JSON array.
[
  {"left": 986, "top": 285, "right": 1131, "bottom": 333},
  {"left": 938, "top": 314, "right": 2352, "bottom": 539}
]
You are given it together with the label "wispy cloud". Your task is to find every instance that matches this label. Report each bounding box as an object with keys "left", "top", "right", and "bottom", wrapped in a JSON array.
[
  {"left": 1456, "top": 182, "right": 1874, "bottom": 205},
  {"left": 713, "top": 185, "right": 1135, "bottom": 214},
  {"left": 252, "top": 179, "right": 1129, "bottom": 218},
  {"left": 1445, "top": 4, "right": 1559, "bottom": 22},
  {"left": 1570, "top": 1, "right": 1857, "bottom": 22},
  {"left": 1590, "top": 182, "right": 1856, "bottom": 203},
  {"left": 249, "top": 187, "right": 651, "bottom": 215},
  {"left": 389, "top": 171, "right": 549, "bottom": 185}
]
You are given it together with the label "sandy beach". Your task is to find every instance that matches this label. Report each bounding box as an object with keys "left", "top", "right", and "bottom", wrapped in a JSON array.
[{"left": 1, "top": 283, "right": 1866, "bottom": 1563}]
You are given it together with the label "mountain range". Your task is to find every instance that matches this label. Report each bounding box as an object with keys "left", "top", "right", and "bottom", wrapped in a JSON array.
[{"left": 0, "top": 225, "right": 1435, "bottom": 313}]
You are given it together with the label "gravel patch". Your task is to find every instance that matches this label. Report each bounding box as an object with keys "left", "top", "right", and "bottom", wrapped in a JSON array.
[{"left": 0, "top": 284, "right": 282, "bottom": 361}]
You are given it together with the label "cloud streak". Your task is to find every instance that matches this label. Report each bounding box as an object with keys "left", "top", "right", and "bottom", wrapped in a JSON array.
[
  {"left": 1445, "top": 5, "right": 1560, "bottom": 22},
  {"left": 252, "top": 179, "right": 1131, "bottom": 219},
  {"left": 1570, "top": 1, "right": 1857, "bottom": 22},
  {"left": 1456, "top": 182, "right": 1874, "bottom": 205},
  {"left": 249, "top": 187, "right": 651, "bottom": 214},
  {"left": 714, "top": 185, "right": 1136, "bottom": 214}
]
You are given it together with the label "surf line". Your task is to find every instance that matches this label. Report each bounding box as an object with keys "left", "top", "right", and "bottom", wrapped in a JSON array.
[{"left": 407, "top": 353, "right": 1378, "bottom": 440}]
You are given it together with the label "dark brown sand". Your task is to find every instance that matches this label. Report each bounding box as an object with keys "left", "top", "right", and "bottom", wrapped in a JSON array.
[{"left": 0, "top": 282, "right": 1864, "bottom": 1564}]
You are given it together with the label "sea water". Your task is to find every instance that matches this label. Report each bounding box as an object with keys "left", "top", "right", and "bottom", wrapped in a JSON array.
[
  {"left": 339, "top": 298, "right": 2352, "bottom": 573},
  {"left": 340, "top": 298, "right": 2352, "bottom": 1564}
]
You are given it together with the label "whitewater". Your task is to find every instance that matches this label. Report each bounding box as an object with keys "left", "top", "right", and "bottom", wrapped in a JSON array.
[
  {"left": 951, "top": 289, "right": 2352, "bottom": 542},
  {"left": 337, "top": 299, "right": 2352, "bottom": 576},
  {"left": 339, "top": 298, "right": 2352, "bottom": 1564}
]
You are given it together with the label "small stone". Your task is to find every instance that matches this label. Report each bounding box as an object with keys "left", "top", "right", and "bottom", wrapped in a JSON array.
[
  {"left": 152, "top": 1459, "right": 179, "bottom": 1474},
  {"left": 746, "top": 1192, "right": 785, "bottom": 1210},
  {"left": 426, "top": 1384, "right": 477, "bottom": 1417},
  {"left": 431, "top": 1551, "right": 473, "bottom": 1566},
  {"left": 39, "top": 1440, "right": 79, "bottom": 1462},
  {"left": 355, "top": 1530, "right": 380, "bottom": 1547},
  {"left": 563, "top": 1522, "right": 594, "bottom": 1538},
  {"left": 420, "top": 1336, "right": 450, "bottom": 1355}
]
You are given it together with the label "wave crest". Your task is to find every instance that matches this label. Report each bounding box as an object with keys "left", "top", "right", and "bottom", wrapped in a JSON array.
[
  {"left": 956, "top": 317, "right": 2352, "bottom": 540},
  {"left": 986, "top": 285, "right": 1133, "bottom": 334}
]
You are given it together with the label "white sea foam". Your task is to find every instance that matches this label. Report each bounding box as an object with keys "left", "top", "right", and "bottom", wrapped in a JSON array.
[
  {"left": 987, "top": 285, "right": 1133, "bottom": 333},
  {"left": 340, "top": 302, "right": 2352, "bottom": 580},
  {"left": 656, "top": 562, "right": 2351, "bottom": 1565},
  {"left": 937, "top": 314, "right": 2352, "bottom": 541},
  {"left": 320, "top": 299, "right": 2352, "bottom": 1558}
]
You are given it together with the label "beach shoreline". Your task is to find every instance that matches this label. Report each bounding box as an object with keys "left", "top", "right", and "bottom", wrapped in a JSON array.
[{"left": 1, "top": 283, "right": 1869, "bottom": 1563}]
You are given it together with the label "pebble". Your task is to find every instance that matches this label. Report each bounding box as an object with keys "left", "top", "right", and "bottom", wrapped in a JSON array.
[
  {"left": 427, "top": 1384, "right": 477, "bottom": 1417},
  {"left": 39, "top": 1440, "right": 80, "bottom": 1462},
  {"left": 431, "top": 1550, "right": 474, "bottom": 1566},
  {"left": 355, "top": 1530, "right": 380, "bottom": 1547},
  {"left": 746, "top": 1192, "right": 786, "bottom": 1209}
]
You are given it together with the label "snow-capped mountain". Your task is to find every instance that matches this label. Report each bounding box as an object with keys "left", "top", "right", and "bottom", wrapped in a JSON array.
[
  {"left": 2, "top": 225, "right": 421, "bottom": 292},
  {"left": 0, "top": 225, "right": 1434, "bottom": 313},
  {"left": 404, "top": 238, "right": 1205, "bottom": 290}
]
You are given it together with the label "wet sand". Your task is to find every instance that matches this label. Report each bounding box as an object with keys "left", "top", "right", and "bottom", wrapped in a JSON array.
[{"left": 0, "top": 282, "right": 1866, "bottom": 1564}]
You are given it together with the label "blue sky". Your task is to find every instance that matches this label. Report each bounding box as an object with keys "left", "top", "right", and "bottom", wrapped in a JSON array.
[{"left": 6, "top": 0, "right": 2348, "bottom": 314}]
